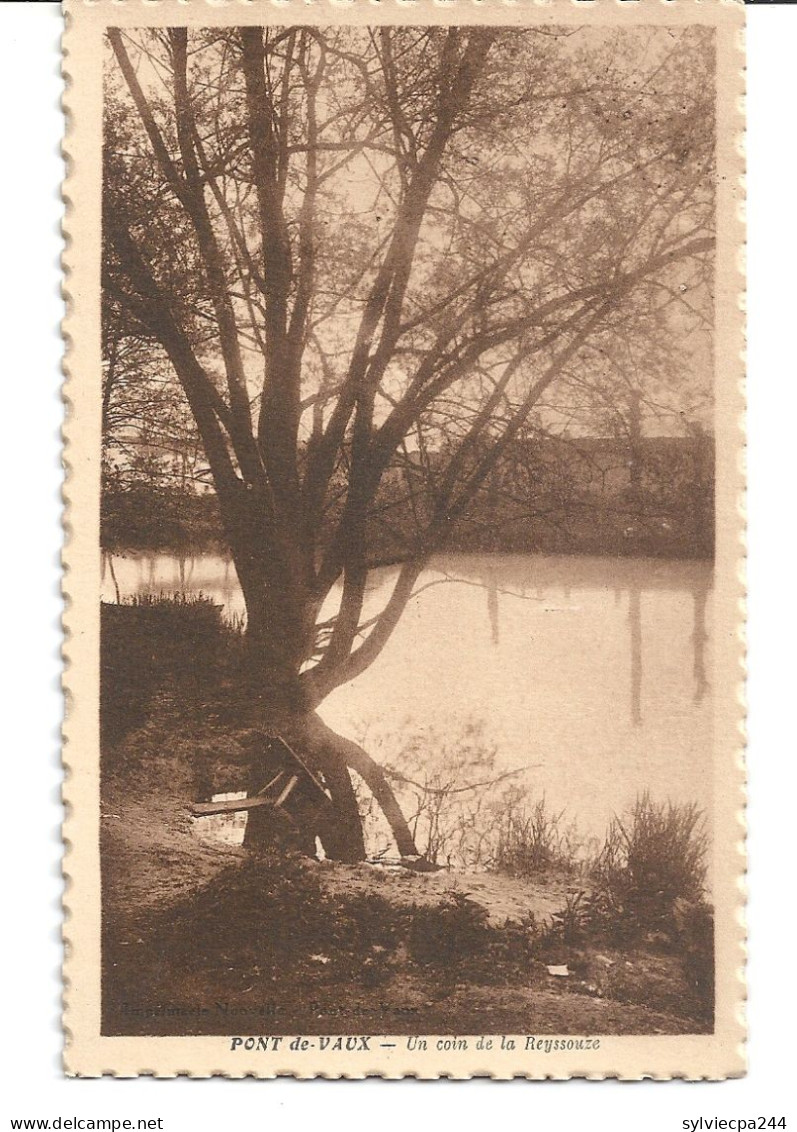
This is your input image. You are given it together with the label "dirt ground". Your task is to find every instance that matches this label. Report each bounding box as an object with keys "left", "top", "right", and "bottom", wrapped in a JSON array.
[
  {"left": 314, "top": 859, "right": 576, "bottom": 927},
  {"left": 100, "top": 730, "right": 712, "bottom": 1038}
]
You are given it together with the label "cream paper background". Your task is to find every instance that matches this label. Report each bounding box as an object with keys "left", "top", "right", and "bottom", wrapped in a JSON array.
[{"left": 62, "top": 0, "right": 746, "bottom": 1079}]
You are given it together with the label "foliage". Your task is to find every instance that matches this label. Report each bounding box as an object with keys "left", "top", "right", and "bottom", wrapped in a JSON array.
[
  {"left": 103, "top": 688, "right": 715, "bottom": 1021},
  {"left": 546, "top": 890, "right": 595, "bottom": 945},
  {"left": 534, "top": 795, "right": 710, "bottom": 947},
  {"left": 377, "top": 726, "right": 584, "bottom": 873},
  {"left": 493, "top": 791, "right": 583, "bottom": 877},
  {"left": 100, "top": 595, "right": 247, "bottom": 746},
  {"left": 533, "top": 794, "right": 714, "bottom": 1018},
  {"left": 101, "top": 488, "right": 224, "bottom": 552},
  {"left": 590, "top": 793, "right": 709, "bottom": 937},
  {"left": 103, "top": 24, "right": 716, "bottom": 701},
  {"left": 407, "top": 891, "right": 491, "bottom": 966},
  {"left": 383, "top": 719, "right": 503, "bottom": 866},
  {"left": 103, "top": 425, "right": 715, "bottom": 559},
  {"left": 102, "top": 24, "right": 717, "bottom": 855},
  {"left": 353, "top": 718, "right": 563, "bottom": 869}
]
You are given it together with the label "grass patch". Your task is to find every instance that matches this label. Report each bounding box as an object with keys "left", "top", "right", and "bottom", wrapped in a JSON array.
[
  {"left": 493, "top": 793, "right": 583, "bottom": 877},
  {"left": 588, "top": 793, "right": 709, "bottom": 941},
  {"left": 538, "top": 794, "right": 714, "bottom": 1024}
]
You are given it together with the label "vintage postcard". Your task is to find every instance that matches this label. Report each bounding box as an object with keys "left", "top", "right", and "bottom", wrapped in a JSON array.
[{"left": 63, "top": 0, "right": 745, "bottom": 1078}]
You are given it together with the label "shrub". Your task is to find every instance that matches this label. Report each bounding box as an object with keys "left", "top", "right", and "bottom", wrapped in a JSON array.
[
  {"left": 493, "top": 793, "right": 580, "bottom": 877},
  {"left": 101, "top": 595, "right": 245, "bottom": 747},
  {"left": 407, "top": 892, "right": 492, "bottom": 967},
  {"left": 547, "top": 889, "right": 593, "bottom": 943},
  {"left": 590, "top": 794, "right": 709, "bottom": 940}
]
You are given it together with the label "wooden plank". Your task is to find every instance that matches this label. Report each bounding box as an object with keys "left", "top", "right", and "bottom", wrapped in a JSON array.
[
  {"left": 190, "top": 795, "right": 275, "bottom": 817},
  {"left": 257, "top": 772, "right": 285, "bottom": 796},
  {"left": 191, "top": 734, "right": 335, "bottom": 818},
  {"left": 273, "top": 774, "right": 299, "bottom": 809},
  {"left": 271, "top": 737, "right": 332, "bottom": 808}
]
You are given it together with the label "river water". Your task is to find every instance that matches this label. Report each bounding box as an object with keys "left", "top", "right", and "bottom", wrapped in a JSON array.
[{"left": 102, "top": 551, "right": 712, "bottom": 852}]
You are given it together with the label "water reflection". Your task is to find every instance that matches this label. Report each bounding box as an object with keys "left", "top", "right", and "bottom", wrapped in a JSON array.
[
  {"left": 486, "top": 565, "right": 500, "bottom": 647},
  {"left": 102, "top": 550, "right": 713, "bottom": 842},
  {"left": 193, "top": 791, "right": 247, "bottom": 846},
  {"left": 629, "top": 586, "right": 643, "bottom": 727},
  {"left": 692, "top": 572, "right": 711, "bottom": 705},
  {"left": 103, "top": 552, "right": 122, "bottom": 604},
  {"left": 101, "top": 551, "right": 714, "bottom": 721}
]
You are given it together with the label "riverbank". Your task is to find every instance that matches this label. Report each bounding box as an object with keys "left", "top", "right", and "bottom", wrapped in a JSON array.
[
  {"left": 99, "top": 556, "right": 714, "bottom": 861},
  {"left": 101, "top": 720, "right": 714, "bottom": 1038}
]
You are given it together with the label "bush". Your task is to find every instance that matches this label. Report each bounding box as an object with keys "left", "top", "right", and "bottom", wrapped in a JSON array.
[
  {"left": 539, "top": 796, "right": 711, "bottom": 950},
  {"left": 493, "top": 793, "right": 580, "bottom": 877},
  {"left": 101, "top": 595, "right": 245, "bottom": 747},
  {"left": 591, "top": 794, "right": 708, "bottom": 936},
  {"left": 407, "top": 892, "right": 492, "bottom": 967},
  {"left": 101, "top": 487, "right": 225, "bottom": 553},
  {"left": 532, "top": 796, "right": 714, "bottom": 1023}
]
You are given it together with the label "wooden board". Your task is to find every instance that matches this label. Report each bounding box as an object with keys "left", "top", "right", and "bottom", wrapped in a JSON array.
[
  {"left": 261, "top": 734, "right": 333, "bottom": 808},
  {"left": 190, "top": 795, "right": 274, "bottom": 818}
]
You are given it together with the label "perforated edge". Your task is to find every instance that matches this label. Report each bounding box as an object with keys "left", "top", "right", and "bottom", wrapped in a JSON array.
[{"left": 61, "top": 0, "right": 747, "bottom": 1080}]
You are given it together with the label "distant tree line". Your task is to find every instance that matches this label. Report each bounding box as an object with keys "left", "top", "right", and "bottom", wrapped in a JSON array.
[{"left": 102, "top": 429, "right": 713, "bottom": 560}]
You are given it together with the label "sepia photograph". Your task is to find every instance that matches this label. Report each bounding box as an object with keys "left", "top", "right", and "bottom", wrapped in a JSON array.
[{"left": 62, "top": 0, "right": 745, "bottom": 1078}]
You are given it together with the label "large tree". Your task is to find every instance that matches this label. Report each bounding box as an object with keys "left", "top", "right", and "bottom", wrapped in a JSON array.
[{"left": 103, "top": 24, "right": 715, "bottom": 861}]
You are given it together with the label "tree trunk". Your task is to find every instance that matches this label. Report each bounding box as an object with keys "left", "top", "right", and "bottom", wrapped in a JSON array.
[
  {"left": 311, "top": 751, "right": 366, "bottom": 864},
  {"left": 239, "top": 705, "right": 418, "bottom": 864},
  {"left": 228, "top": 536, "right": 419, "bottom": 863},
  {"left": 303, "top": 714, "right": 420, "bottom": 859}
]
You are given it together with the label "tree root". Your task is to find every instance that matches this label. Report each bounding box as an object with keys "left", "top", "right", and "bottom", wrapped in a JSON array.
[
  {"left": 241, "top": 713, "right": 419, "bottom": 862},
  {"left": 304, "top": 715, "right": 419, "bottom": 859}
]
